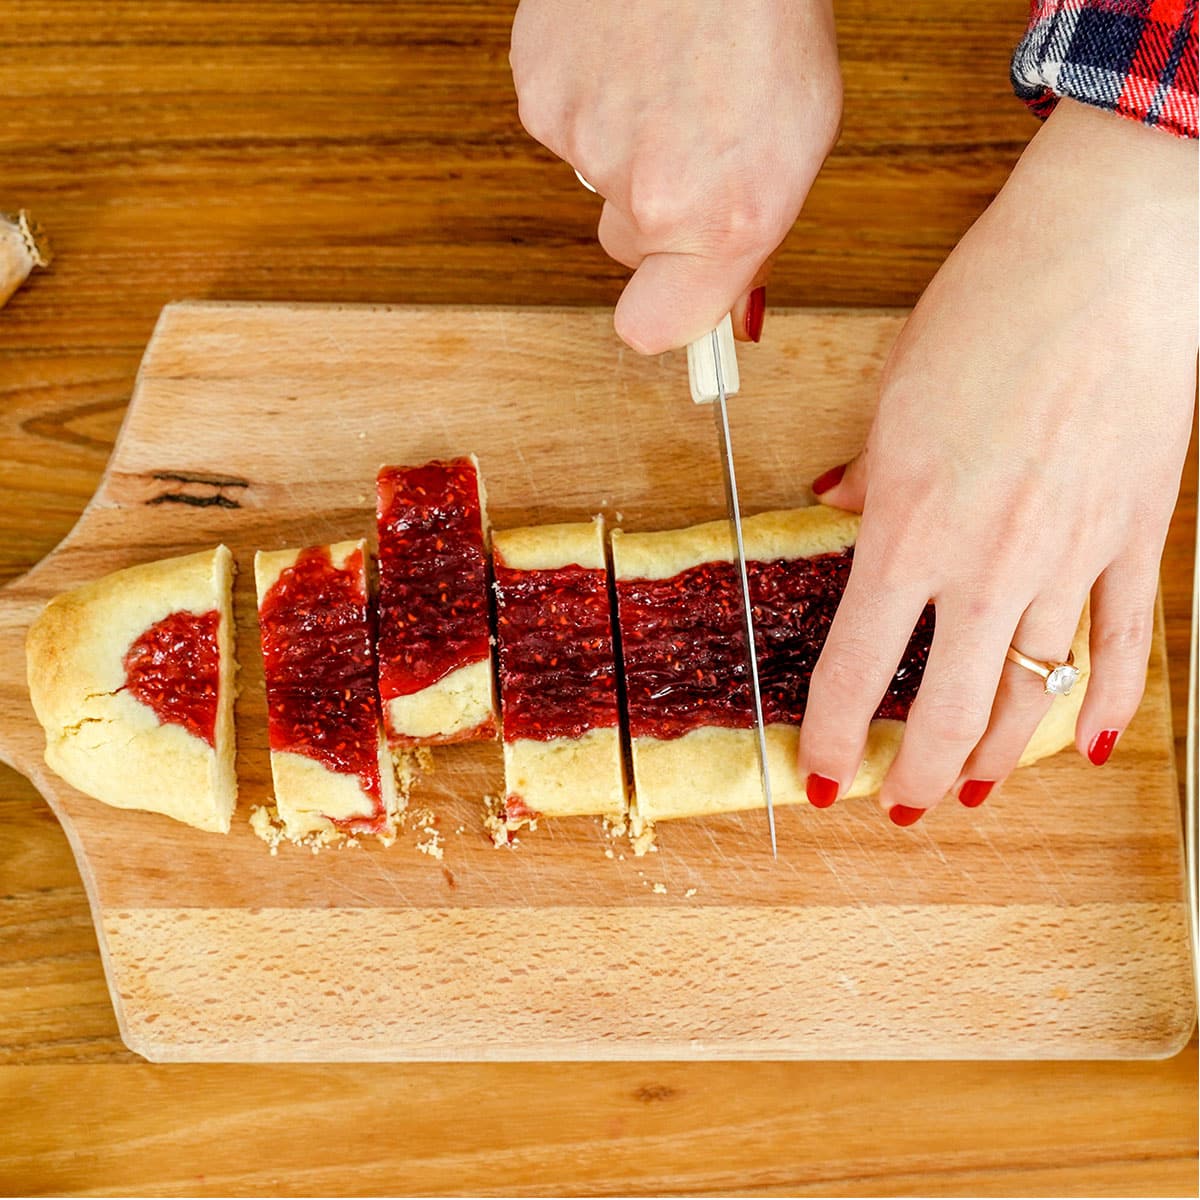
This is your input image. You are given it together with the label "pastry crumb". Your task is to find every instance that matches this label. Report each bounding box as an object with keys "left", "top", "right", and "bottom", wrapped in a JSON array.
[
  {"left": 483, "top": 793, "right": 519, "bottom": 848},
  {"left": 651, "top": 882, "right": 667, "bottom": 895},
  {"left": 403, "top": 804, "right": 445, "bottom": 860},
  {"left": 249, "top": 803, "right": 379, "bottom": 854},
  {"left": 603, "top": 846, "right": 615, "bottom": 860},
  {"left": 392, "top": 747, "right": 434, "bottom": 799},
  {"left": 630, "top": 820, "right": 657, "bottom": 857},
  {"left": 249, "top": 804, "right": 283, "bottom": 855},
  {"left": 417, "top": 828, "right": 444, "bottom": 859},
  {"left": 482, "top": 791, "right": 541, "bottom": 847},
  {"left": 684, "top": 887, "right": 697, "bottom": 898},
  {"left": 603, "top": 814, "right": 628, "bottom": 840}
]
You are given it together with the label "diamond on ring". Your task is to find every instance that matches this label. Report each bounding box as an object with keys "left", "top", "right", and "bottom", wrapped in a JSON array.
[{"left": 1044, "top": 663, "right": 1080, "bottom": 696}]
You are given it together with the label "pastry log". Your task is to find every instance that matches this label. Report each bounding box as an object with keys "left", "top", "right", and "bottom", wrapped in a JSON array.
[{"left": 612, "top": 507, "right": 1089, "bottom": 826}]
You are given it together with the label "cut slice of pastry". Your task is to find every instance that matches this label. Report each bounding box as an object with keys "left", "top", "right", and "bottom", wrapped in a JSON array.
[
  {"left": 26, "top": 545, "right": 237, "bottom": 833},
  {"left": 612, "top": 507, "right": 1088, "bottom": 826},
  {"left": 255, "top": 539, "right": 398, "bottom": 841},
  {"left": 493, "top": 517, "right": 626, "bottom": 828},
  {"left": 375, "top": 456, "right": 498, "bottom": 746}
]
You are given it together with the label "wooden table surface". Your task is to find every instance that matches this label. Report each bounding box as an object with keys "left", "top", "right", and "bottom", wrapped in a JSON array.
[{"left": 0, "top": 3, "right": 1195, "bottom": 1196}]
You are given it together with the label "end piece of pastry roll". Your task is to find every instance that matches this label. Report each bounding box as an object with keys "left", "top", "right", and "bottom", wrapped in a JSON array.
[
  {"left": 493, "top": 516, "right": 626, "bottom": 825},
  {"left": 27, "top": 545, "right": 237, "bottom": 833},
  {"left": 256, "top": 539, "right": 398, "bottom": 840},
  {"left": 375, "top": 456, "right": 498, "bottom": 747}
]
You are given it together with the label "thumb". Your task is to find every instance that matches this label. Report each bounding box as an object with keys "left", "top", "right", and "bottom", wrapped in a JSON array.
[
  {"left": 811, "top": 449, "right": 868, "bottom": 513},
  {"left": 613, "top": 250, "right": 758, "bottom": 356}
]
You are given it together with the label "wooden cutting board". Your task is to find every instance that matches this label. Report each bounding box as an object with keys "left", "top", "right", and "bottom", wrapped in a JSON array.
[{"left": 0, "top": 302, "right": 1192, "bottom": 1063}]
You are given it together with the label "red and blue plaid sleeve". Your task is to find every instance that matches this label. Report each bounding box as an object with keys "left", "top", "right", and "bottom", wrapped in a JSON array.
[{"left": 1012, "top": 0, "right": 1198, "bottom": 138}]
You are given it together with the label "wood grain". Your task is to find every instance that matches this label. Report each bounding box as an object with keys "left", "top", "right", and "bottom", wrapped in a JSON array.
[
  {"left": 0, "top": 1, "right": 1194, "bottom": 1194},
  {"left": 2, "top": 1058, "right": 1196, "bottom": 1197},
  {"left": 0, "top": 302, "right": 1190, "bottom": 1064}
]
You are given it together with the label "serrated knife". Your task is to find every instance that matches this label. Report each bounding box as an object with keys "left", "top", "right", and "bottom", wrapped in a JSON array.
[{"left": 687, "top": 315, "right": 777, "bottom": 857}]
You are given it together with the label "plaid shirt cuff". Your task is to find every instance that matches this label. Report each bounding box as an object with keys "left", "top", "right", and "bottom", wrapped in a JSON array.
[{"left": 1012, "top": 0, "right": 1198, "bottom": 138}]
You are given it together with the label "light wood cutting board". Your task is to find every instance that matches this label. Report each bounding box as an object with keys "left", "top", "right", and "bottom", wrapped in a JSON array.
[{"left": 0, "top": 302, "right": 1193, "bottom": 1063}]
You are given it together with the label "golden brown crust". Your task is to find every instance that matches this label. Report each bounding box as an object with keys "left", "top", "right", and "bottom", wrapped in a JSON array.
[
  {"left": 26, "top": 546, "right": 237, "bottom": 833},
  {"left": 612, "top": 506, "right": 860, "bottom": 580},
  {"left": 494, "top": 516, "right": 606, "bottom": 572},
  {"left": 253, "top": 538, "right": 363, "bottom": 593}
]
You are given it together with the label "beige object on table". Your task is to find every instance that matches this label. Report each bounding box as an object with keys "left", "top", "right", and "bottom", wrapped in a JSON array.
[
  {"left": 25, "top": 545, "right": 237, "bottom": 833},
  {"left": 0, "top": 302, "right": 1190, "bottom": 1063},
  {"left": 0, "top": 211, "right": 49, "bottom": 308}
]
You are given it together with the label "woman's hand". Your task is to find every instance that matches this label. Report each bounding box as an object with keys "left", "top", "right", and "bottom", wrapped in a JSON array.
[
  {"left": 800, "top": 99, "right": 1198, "bottom": 824},
  {"left": 510, "top": 0, "right": 841, "bottom": 353}
]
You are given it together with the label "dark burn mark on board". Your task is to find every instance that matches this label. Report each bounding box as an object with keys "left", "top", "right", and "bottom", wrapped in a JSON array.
[{"left": 146, "top": 471, "right": 250, "bottom": 510}]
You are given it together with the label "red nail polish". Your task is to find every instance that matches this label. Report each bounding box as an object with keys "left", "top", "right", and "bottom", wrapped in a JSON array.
[
  {"left": 959, "top": 779, "right": 994, "bottom": 808},
  {"left": 745, "top": 286, "right": 766, "bottom": 343},
  {"left": 888, "top": 804, "right": 925, "bottom": 827},
  {"left": 806, "top": 773, "right": 838, "bottom": 809},
  {"left": 811, "top": 463, "right": 846, "bottom": 496},
  {"left": 1088, "top": 729, "right": 1119, "bottom": 766}
]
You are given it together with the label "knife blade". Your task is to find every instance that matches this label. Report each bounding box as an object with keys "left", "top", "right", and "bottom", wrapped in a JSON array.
[{"left": 687, "top": 315, "right": 777, "bottom": 857}]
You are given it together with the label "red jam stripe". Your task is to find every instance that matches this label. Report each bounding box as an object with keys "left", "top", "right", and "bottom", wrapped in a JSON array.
[
  {"left": 376, "top": 458, "right": 492, "bottom": 716},
  {"left": 616, "top": 549, "right": 934, "bottom": 740},
  {"left": 123, "top": 609, "right": 221, "bottom": 747},
  {"left": 258, "top": 545, "right": 386, "bottom": 832},
  {"left": 494, "top": 561, "right": 619, "bottom": 743}
]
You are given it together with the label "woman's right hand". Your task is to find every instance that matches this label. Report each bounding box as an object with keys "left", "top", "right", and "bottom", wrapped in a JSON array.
[{"left": 510, "top": 0, "right": 842, "bottom": 353}]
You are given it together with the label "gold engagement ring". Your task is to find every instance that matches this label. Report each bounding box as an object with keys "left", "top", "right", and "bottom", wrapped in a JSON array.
[{"left": 1006, "top": 646, "right": 1079, "bottom": 696}]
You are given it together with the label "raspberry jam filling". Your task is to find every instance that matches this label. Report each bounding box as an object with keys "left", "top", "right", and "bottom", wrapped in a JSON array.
[
  {"left": 376, "top": 458, "right": 492, "bottom": 720},
  {"left": 617, "top": 549, "right": 934, "bottom": 740},
  {"left": 123, "top": 609, "right": 221, "bottom": 747},
  {"left": 494, "top": 561, "right": 619, "bottom": 742},
  {"left": 258, "top": 545, "right": 385, "bottom": 829}
]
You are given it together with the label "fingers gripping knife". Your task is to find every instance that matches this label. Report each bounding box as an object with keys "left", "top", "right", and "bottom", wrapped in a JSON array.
[{"left": 687, "top": 315, "right": 777, "bottom": 857}]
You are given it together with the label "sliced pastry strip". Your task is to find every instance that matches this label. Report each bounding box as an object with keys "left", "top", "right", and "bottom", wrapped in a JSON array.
[
  {"left": 26, "top": 545, "right": 238, "bottom": 833},
  {"left": 256, "top": 539, "right": 398, "bottom": 841},
  {"left": 612, "top": 507, "right": 1088, "bottom": 825},
  {"left": 375, "top": 456, "right": 497, "bottom": 747},
  {"left": 493, "top": 517, "right": 626, "bottom": 825}
]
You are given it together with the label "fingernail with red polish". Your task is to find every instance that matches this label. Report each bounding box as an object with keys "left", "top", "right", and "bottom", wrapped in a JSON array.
[
  {"left": 811, "top": 463, "right": 846, "bottom": 496},
  {"left": 959, "top": 779, "right": 994, "bottom": 809},
  {"left": 745, "top": 286, "right": 766, "bottom": 343},
  {"left": 806, "top": 773, "right": 838, "bottom": 809},
  {"left": 1088, "top": 729, "right": 1119, "bottom": 766},
  {"left": 888, "top": 804, "right": 925, "bottom": 827}
]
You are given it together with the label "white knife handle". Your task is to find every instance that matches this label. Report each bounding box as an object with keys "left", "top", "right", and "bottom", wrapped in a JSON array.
[{"left": 686, "top": 313, "right": 740, "bottom": 405}]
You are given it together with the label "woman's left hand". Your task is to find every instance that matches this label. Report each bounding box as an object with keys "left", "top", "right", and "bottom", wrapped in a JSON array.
[{"left": 799, "top": 99, "right": 1198, "bottom": 824}]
